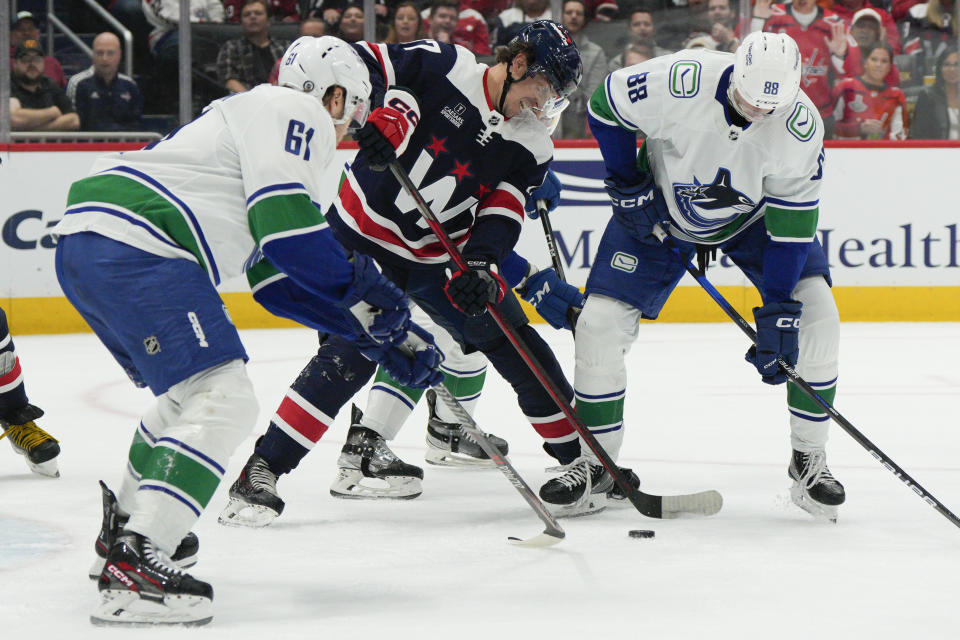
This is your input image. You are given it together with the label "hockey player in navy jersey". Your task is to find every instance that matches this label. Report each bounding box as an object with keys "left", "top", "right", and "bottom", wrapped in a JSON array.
[
  {"left": 219, "top": 21, "right": 598, "bottom": 525},
  {"left": 55, "top": 36, "right": 442, "bottom": 626},
  {"left": 548, "top": 31, "right": 846, "bottom": 520}
]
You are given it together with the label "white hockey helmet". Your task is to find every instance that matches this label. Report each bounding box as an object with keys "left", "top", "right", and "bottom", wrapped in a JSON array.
[
  {"left": 728, "top": 32, "right": 801, "bottom": 121},
  {"left": 278, "top": 36, "right": 373, "bottom": 128}
]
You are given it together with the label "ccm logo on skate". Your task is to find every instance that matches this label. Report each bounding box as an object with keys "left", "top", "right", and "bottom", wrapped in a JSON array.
[
  {"left": 106, "top": 563, "right": 137, "bottom": 589},
  {"left": 776, "top": 318, "right": 800, "bottom": 328}
]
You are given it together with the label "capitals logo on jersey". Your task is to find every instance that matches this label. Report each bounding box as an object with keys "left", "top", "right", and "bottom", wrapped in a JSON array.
[{"left": 674, "top": 168, "right": 757, "bottom": 232}]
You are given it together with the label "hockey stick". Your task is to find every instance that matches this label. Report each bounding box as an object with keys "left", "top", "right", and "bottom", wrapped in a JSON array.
[
  {"left": 652, "top": 223, "right": 960, "bottom": 531},
  {"left": 391, "top": 160, "right": 721, "bottom": 519},
  {"left": 430, "top": 385, "right": 565, "bottom": 547},
  {"left": 535, "top": 199, "right": 579, "bottom": 331}
]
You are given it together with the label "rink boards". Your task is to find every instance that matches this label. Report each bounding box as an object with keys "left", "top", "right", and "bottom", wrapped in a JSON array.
[{"left": 1, "top": 141, "right": 958, "bottom": 334}]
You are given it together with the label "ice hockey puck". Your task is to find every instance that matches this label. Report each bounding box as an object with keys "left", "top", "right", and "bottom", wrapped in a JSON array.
[{"left": 628, "top": 529, "right": 655, "bottom": 539}]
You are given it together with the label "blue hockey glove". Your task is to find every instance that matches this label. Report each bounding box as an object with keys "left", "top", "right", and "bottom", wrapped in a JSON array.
[
  {"left": 339, "top": 253, "right": 411, "bottom": 344},
  {"left": 524, "top": 170, "right": 562, "bottom": 219},
  {"left": 358, "top": 322, "right": 444, "bottom": 389},
  {"left": 444, "top": 257, "right": 507, "bottom": 317},
  {"left": 605, "top": 175, "right": 670, "bottom": 239},
  {"left": 518, "top": 268, "right": 585, "bottom": 330},
  {"left": 745, "top": 300, "right": 802, "bottom": 385}
]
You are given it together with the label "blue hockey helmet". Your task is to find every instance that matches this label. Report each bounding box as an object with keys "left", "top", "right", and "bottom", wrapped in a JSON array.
[{"left": 513, "top": 20, "right": 583, "bottom": 103}]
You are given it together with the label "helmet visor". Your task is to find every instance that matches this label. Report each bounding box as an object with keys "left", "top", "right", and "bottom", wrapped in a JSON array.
[
  {"left": 731, "top": 88, "right": 775, "bottom": 122},
  {"left": 341, "top": 94, "right": 370, "bottom": 130},
  {"left": 531, "top": 78, "right": 569, "bottom": 119}
]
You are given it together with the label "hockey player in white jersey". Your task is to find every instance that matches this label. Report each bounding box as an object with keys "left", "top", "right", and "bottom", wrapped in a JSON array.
[
  {"left": 54, "top": 36, "right": 442, "bottom": 626},
  {"left": 544, "top": 32, "right": 846, "bottom": 520}
]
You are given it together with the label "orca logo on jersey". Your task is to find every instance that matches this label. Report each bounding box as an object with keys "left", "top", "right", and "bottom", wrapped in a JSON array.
[{"left": 674, "top": 168, "right": 757, "bottom": 235}]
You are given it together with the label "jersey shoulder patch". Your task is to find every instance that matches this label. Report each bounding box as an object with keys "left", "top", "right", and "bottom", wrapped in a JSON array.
[
  {"left": 667, "top": 59, "right": 702, "bottom": 99},
  {"left": 785, "top": 101, "right": 818, "bottom": 142}
]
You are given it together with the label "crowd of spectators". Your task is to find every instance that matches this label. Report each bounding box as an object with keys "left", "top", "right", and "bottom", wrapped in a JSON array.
[{"left": 6, "top": 0, "right": 960, "bottom": 139}]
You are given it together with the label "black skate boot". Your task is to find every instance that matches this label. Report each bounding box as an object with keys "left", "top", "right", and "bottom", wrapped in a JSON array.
[
  {"left": 330, "top": 405, "right": 423, "bottom": 499},
  {"left": 607, "top": 466, "right": 641, "bottom": 501},
  {"left": 539, "top": 456, "right": 614, "bottom": 517},
  {"left": 218, "top": 453, "right": 285, "bottom": 528},
  {"left": 89, "top": 481, "right": 199, "bottom": 579},
  {"left": 788, "top": 448, "right": 846, "bottom": 522},
  {"left": 91, "top": 530, "right": 213, "bottom": 627},
  {"left": 424, "top": 389, "right": 509, "bottom": 468},
  {"left": 1, "top": 404, "right": 60, "bottom": 477}
]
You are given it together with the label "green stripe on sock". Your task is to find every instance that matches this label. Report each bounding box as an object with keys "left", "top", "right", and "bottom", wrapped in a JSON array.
[
  {"left": 127, "top": 429, "right": 153, "bottom": 477},
  {"left": 442, "top": 369, "right": 485, "bottom": 399},
  {"left": 139, "top": 446, "right": 221, "bottom": 508},
  {"left": 576, "top": 397, "right": 624, "bottom": 427},
  {"left": 373, "top": 367, "right": 425, "bottom": 404},
  {"left": 788, "top": 382, "right": 837, "bottom": 415}
]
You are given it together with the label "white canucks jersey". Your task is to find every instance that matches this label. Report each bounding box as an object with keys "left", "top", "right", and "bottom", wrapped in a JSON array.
[
  {"left": 56, "top": 85, "right": 340, "bottom": 290},
  {"left": 588, "top": 48, "right": 824, "bottom": 246}
]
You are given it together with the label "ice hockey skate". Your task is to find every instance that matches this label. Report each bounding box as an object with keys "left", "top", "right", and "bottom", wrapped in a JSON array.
[
  {"left": 423, "top": 389, "right": 509, "bottom": 468},
  {"left": 1, "top": 403, "right": 60, "bottom": 477},
  {"left": 788, "top": 448, "right": 846, "bottom": 522},
  {"left": 218, "top": 453, "right": 285, "bottom": 528},
  {"left": 330, "top": 405, "right": 423, "bottom": 499},
  {"left": 89, "top": 481, "right": 199, "bottom": 579},
  {"left": 539, "top": 456, "right": 614, "bottom": 517},
  {"left": 90, "top": 530, "right": 213, "bottom": 627}
]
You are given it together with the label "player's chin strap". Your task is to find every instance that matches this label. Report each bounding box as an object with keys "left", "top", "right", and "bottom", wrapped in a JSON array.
[{"left": 497, "top": 66, "right": 523, "bottom": 116}]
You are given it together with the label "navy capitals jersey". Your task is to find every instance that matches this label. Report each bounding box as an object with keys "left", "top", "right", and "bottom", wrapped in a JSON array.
[{"left": 328, "top": 40, "right": 553, "bottom": 268}]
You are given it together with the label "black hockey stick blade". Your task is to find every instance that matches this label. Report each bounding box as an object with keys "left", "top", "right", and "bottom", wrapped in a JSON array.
[{"left": 431, "top": 385, "right": 566, "bottom": 545}]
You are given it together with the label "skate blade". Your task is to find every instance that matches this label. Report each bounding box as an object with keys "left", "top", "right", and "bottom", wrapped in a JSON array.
[
  {"left": 90, "top": 589, "right": 213, "bottom": 627},
  {"left": 790, "top": 485, "right": 839, "bottom": 523},
  {"left": 217, "top": 498, "right": 279, "bottom": 528},
  {"left": 329, "top": 470, "right": 422, "bottom": 500},
  {"left": 424, "top": 446, "right": 497, "bottom": 469},
  {"left": 546, "top": 494, "right": 608, "bottom": 519},
  {"left": 26, "top": 457, "right": 60, "bottom": 478}
]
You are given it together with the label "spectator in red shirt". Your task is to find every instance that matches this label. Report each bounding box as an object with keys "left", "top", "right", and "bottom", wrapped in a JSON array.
[
  {"left": 8, "top": 11, "right": 66, "bottom": 88},
  {"left": 385, "top": 2, "right": 426, "bottom": 44},
  {"left": 832, "top": 42, "right": 907, "bottom": 139},
  {"left": 753, "top": 0, "right": 861, "bottom": 136},
  {"left": 425, "top": 0, "right": 492, "bottom": 55},
  {"left": 848, "top": 8, "right": 902, "bottom": 85}
]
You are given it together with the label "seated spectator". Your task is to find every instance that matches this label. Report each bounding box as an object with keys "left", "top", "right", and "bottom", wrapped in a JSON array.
[
  {"left": 9, "top": 40, "right": 78, "bottom": 132},
  {"left": 609, "top": 41, "right": 656, "bottom": 70},
  {"left": 909, "top": 46, "right": 959, "bottom": 139},
  {"left": 705, "top": 0, "right": 742, "bottom": 52},
  {"left": 268, "top": 18, "right": 327, "bottom": 84},
  {"left": 224, "top": 0, "right": 301, "bottom": 22},
  {"left": 385, "top": 2, "right": 426, "bottom": 43},
  {"left": 496, "top": 0, "right": 552, "bottom": 46},
  {"left": 66, "top": 32, "right": 143, "bottom": 132},
  {"left": 555, "top": 0, "right": 608, "bottom": 138},
  {"left": 832, "top": 0, "right": 901, "bottom": 53},
  {"left": 217, "top": 0, "right": 289, "bottom": 93},
  {"left": 143, "top": 0, "right": 224, "bottom": 114},
  {"left": 901, "top": 0, "right": 958, "bottom": 78},
  {"left": 832, "top": 42, "right": 907, "bottom": 139},
  {"left": 336, "top": 3, "right": 367, "bottom": 42},
  {"left": 848, "top": 8, "right": 902, "bottom": 85},
  {"left": 607, "top": 9, "right": 672, "bottom": 73},
  {"left": 424, "top": 0, "right": 492, "bottom": 54},
  {"left": 8, "top": 11, "right": 66, "bottom": 88},
  {"left": 753, "top": 0, "right": 861, "bottom": 137}
]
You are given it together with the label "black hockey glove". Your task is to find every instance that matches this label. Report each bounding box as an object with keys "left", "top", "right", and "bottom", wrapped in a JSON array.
[
  {"left": 605, "top": 175, "right": 670, "bottom": 239},
  {"left": 443, "top": 257, "right": 507, "bottom": 317},
  {"left": 745, "top": 300, "right": 802, "bottom": 385}
]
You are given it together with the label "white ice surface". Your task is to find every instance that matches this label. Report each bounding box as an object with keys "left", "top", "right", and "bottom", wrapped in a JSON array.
[{"left": 1, "top": 323, "right": 959, "bottom": 639}]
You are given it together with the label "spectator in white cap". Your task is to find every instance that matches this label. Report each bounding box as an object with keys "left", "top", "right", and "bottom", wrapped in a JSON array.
[
  {"left": 8, "top": 11, "right": 66, "bottom": 87},
  {"left": 831, "top": 0, "right": 902, "bottom": 54}
]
